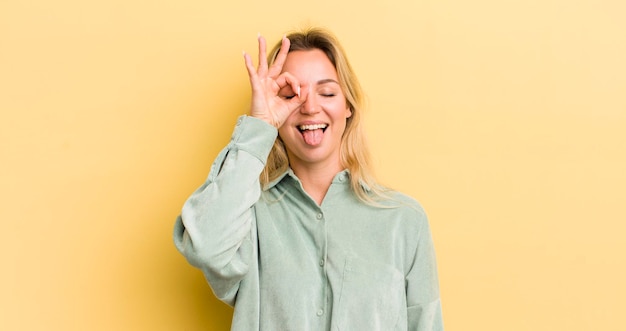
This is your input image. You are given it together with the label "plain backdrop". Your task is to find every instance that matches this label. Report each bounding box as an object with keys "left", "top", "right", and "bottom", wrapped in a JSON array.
[{"left": 1, "top": 0, "right": 625, "bottom": 330}]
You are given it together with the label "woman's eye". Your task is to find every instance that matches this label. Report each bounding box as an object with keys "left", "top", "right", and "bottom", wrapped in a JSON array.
[
  {"left": 321, "top": 93, "right": 336, "bottom": 98},
  {"left": 282, "top": 95, "right": 296, "bottom": 100}
]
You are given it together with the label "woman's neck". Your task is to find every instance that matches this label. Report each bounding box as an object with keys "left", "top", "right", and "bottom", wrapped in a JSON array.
[{"left": 290, "top": 161, "right": 343, "bottom": 205}]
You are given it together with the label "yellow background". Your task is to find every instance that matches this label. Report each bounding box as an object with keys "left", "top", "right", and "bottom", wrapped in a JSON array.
[{"left": 1, "top": 0, "right": 624, "bottom": 330}]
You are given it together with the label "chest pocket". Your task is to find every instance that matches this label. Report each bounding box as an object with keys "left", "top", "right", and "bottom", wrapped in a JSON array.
[{"left": 334, "top": 255, "right": 407, "bottom": 330}]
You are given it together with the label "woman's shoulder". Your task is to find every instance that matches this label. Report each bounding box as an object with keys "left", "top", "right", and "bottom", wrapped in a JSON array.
[{"left": 371, "top": 189, "right": 428, "bottom": 222}]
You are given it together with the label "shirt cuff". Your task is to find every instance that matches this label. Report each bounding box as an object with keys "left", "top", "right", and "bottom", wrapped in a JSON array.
[{"left": 230, "top": 115, "right": 278, "bottom": 164}]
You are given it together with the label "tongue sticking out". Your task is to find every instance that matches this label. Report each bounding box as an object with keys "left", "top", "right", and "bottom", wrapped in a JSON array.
[{"left": 302, "top": 129, "right": 324, "bottom": 146}]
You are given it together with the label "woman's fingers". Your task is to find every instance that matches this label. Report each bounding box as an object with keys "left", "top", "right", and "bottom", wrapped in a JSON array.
[
  {"left": 247, "top": 34, "right": 290, "bottom": 80},
  {"left": 274, "top": 71, "right": 302, "bottom": 99},
  {"left": 243, "top": 52, "right": 256, "bottom": 79},
  {"left": 244, "top": 33, "right": 302, "bottom": 128},
  {"left": 243, "top": 51, "right": 264, "bottom": 95},
  {"left": 257, "top": 34, "right": 268, "bottom": 77},
  {"left": 268, "top": 36, "right": 290, "bottom": 78}
]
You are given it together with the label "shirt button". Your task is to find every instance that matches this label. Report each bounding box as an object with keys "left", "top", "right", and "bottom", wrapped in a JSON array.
[
  {"left": 317, "top": 309, "right": 324, "bottom": 316},
  {"left": 316, "top": 213, "right": 323, "bottom": 220},
  {"left": 319, "top": 259, "right": 325, "bottom": 267},
  {"left": 339, "top": 173, "right": 346, "bottom": 182}
]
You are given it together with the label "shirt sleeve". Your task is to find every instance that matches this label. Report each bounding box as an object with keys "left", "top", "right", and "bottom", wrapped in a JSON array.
[
  {"left": 406, "top": 210, "right": 444, "bottom": 330},
  {"left": 173, "top": 115, "right": 277, "bottom": 305}
]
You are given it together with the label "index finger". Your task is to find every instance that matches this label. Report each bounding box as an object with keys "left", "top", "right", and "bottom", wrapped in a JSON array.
[{"left": 267, "top": 36, "right": 291, "bottom": 78}]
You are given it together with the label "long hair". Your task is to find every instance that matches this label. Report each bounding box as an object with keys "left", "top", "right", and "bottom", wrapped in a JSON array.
[{"left": 260, "top": 27, "right": 388, "bottom": 204}]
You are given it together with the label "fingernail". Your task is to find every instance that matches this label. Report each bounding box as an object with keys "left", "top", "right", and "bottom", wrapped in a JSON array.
[{"left": 296, "top": 85, "right": 301, "bottom": 97}]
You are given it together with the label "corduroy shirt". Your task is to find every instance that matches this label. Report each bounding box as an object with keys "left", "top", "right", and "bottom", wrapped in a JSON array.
[{"left": 174, "top": 115, "right": 443, "bottom": 330}]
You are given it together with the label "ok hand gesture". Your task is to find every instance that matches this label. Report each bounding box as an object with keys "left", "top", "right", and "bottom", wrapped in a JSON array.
[{"left": 244, "top": 35, "right": 305, "bottom": 128}]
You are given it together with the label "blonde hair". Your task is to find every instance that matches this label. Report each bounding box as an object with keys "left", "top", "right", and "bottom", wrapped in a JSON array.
[{"left": 261, "top": 27, "right": 388, "bottom": 204}]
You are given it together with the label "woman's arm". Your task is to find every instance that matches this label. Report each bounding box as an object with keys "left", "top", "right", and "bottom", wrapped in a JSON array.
[
  {"left": 174, "top": 33, "right": 305, "bottom": 305},
  {"left": 406, "top": 211, "right": 444, "bottom": 330},
  {"left": 173, "top": 115, "right": 277, "bottom": 305}
]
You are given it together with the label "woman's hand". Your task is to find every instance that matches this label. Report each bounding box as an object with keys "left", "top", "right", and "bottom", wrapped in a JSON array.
[{"left": 244, "top": 34, "right": 305, "bottom": 128}]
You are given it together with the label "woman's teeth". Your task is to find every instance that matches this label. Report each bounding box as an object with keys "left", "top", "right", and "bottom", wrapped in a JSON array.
[{"left": 298, "top": 124, "right": 328, "bottom": 131}]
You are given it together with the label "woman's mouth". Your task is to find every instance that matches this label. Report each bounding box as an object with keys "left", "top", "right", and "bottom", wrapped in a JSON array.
[{"left": 298, "top": 124, "right": 328, "bottom": 146}]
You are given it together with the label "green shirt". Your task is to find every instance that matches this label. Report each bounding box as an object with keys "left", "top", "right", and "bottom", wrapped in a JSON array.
[{"left": 174, "top": 115, "right": 443, "bottom": 330}]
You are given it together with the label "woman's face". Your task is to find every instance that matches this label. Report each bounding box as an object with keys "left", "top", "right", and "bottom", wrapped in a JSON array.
[{"left": 277, "top": 49, "right": 352, "bottom": 170}]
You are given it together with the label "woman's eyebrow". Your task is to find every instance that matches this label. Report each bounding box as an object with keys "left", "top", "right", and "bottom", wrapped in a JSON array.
[{"left": 317, "top": 78, "right": 339, "bottom": 85}]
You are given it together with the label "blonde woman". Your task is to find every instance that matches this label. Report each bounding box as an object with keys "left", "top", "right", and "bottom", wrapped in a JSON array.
[{"left": 174, "top": 28, "right": 443, "bottom": 330}]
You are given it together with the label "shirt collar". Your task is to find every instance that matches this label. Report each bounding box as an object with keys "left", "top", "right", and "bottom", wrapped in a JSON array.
[
  {"left": 263, "top": 169, "right": 370, "bottom": 192},
  {"left": 262, "top": 169, "right": 295, "bottom": 191}
]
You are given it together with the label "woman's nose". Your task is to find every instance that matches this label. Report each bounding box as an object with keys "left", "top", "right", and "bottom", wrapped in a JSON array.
[{"left": 300, "top": 92, "right": 319, "bottom": 114}]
